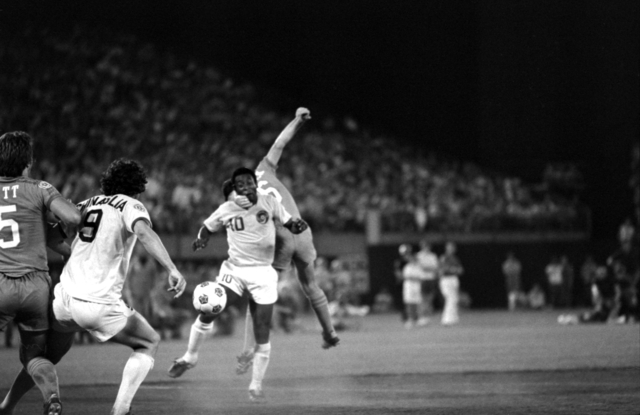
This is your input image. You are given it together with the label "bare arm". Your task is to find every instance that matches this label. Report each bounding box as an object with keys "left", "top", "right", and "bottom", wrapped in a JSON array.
[
  {"left": 192, "top": 222, "right": 223, "bottom": 251},
  {"left": 49, "top": 197, "right": 82, "bottom": 233},
  {"left": 265, "top": 107, "right": 311, "bottom": 166},
  {"left": 133, "top": 220, "right": 186, "bottom": 298},
  {"left": 283, "top": 217, "right": 309, "bottom": 235}
]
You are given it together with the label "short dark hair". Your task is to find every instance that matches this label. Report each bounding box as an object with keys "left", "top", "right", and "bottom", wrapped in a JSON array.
[
  {"left": 0, "top": 131, "right": 33, "bottom": 177},
  {"left": 222, "top": 179, "right": 234, "bottom": 200},
  {"left": 100, "top": 158, "right": 147, "bottom": 197},
  {"left": 231, "top": 167, "right": 257, "bottom": 185}
]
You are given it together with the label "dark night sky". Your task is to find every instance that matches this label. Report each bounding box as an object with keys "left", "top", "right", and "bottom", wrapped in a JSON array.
[{"left": 4, "top": 0, "right": 639, "bottom": 238}]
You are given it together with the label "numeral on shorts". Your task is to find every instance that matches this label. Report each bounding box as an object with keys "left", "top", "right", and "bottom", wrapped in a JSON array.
[
  {"left": 79, "top": 210, "right": 103, "bottom": 243},
  {"left": 221, "top": 274, "right": 233, "bottom": 284}
]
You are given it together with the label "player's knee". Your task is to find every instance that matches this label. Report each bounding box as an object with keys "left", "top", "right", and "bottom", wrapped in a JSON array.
[{"left": 19, "top": 342, "right": 46, "bottom": 367}]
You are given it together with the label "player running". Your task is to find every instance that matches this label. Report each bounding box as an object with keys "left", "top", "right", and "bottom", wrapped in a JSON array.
[
  {"left": 0, "top": 131, "right": 81, "bottom": 415},
  {"left": 233, "top": 108, "right": 339, "bottom": 374},
  {"left": 168, "top": 167, "right": 309, "bottom": 402},
  {"left": 0, "top": 158, "right": 186, "bottom": 415}
]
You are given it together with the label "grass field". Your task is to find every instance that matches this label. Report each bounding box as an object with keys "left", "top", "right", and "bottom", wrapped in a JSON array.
[{"left": 1, "top": 310, "right": 638, "bottom": 414}]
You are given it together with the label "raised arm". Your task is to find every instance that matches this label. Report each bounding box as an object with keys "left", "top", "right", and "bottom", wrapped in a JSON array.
[
  {"left": 265, "top": 107, "right": 311, "bottom": 166},
  {"left": 133, "top": 220, "right": 186, "bottom": 298}
]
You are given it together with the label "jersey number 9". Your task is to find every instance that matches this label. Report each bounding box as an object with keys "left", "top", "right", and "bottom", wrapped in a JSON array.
[{"left": 79, "top": 210, "right": 103, "bottom": 243}]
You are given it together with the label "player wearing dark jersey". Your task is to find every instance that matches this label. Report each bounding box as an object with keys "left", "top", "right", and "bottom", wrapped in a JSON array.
[{"left": 0, "top": 131, "right": 81, "bottom": 415}]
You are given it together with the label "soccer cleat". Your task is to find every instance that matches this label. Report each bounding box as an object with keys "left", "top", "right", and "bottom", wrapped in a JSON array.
[
  {"left": 168, "top": 358, "right": 196, "bottom": 378},
  {"left": 43, "top": 394, "right": 62, "bottom": 415},
  {"left": 321, "top": 331, "right": 340, "bottom": 349},
  {"left": 248, "top": 388, "right": 266, "bottom": 403},
  {"left": 236, "top": 350, "right": 254, "bottom": 375}
]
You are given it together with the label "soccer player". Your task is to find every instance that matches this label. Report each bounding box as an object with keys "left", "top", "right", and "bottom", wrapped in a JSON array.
[
  {"left": 168, "top": 167, "right": 309, "bottom": 402},
  {"left": 235, "top": 107, "right": 339, "bottom": 360},
  {"left": 0, "top": 131, "right": 81, "bottom": 415},
  {"left": 1, "top": 158, "right": 187, "bottom": 415}
]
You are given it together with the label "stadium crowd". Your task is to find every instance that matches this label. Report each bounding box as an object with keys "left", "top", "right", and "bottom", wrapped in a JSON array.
[{"left": 1, "top": 24, "right": 588, "bottom": 234}]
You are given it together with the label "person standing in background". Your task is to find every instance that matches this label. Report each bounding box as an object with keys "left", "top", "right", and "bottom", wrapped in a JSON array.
[
  {"left": 545, "top": 256, "right": 563, "bottom": 308},
  {"left": 579, "top": 255, "right": 598, "bottom": 307},
  {"left": 502, "top": 252, "right": 522, "bottom": 311},
  {"left": 438, "top": 242, "right": 464, "bottom": 325},
  {"left": 560, "top": 256, "right": 574, "bottom": 308},
  {"left": 416, "top": 240, "right": 438, "bottom": 321},
  {"left": 401, "top": 248, "right": 428, "bottom": 329}
]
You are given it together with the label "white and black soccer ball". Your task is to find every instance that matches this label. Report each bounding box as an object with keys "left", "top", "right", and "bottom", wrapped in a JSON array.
[{"left": 192, "top": 281, "right": 227, "bottom": 315}]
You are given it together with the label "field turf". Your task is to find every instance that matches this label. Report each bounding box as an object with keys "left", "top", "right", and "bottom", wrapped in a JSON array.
[{"left": 1, "top": 310, "right": 638, "bottom": 414}]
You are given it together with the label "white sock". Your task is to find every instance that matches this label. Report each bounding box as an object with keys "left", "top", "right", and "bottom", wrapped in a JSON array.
[
  {"left": 111, "top": 352, "right": 154, "bottom": 415},
  {"left": 184, "top": 318, "right": 213, "bottom": 363},
  {"left": 249, "top": 342, "right": 271, "bottom": 391}
]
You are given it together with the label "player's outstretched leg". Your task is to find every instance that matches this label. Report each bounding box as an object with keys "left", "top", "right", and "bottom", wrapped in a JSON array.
[
  {"left": 109, "top": 312, "right": 160, "bottom": 415},
  {"left": 294, "top": 259, "right": 340, "bottom": 348},
  {"left": 168, "top": 314, "right": 214, "bottom": 378}
]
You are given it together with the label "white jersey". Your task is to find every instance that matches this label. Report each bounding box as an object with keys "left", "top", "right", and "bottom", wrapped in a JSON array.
[
  {"left": 61, "top": 194, "right": 151, "bottom": 304},
  {"left": 416, "top": 250, "right": 439, "bottom": 280},
  {"left": 204, "top": 194, "right": 291, "bottom": 267}
]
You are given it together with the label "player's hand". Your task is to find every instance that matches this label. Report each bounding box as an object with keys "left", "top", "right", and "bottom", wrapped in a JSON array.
[
  {"left": 192, "top": 238, "right": 209, "bottom": 252},
  {"left": 296, "top": 107, "right": 311, "bottom": 121},
  {"left": 234, "top": 194, "right": 253, "bottom": 209},
  {"left": 290, "top": 218, "right": 309, "bottom": 234},
  {"left": 167, "top": 270, "right": 187, "bottom": 298}
]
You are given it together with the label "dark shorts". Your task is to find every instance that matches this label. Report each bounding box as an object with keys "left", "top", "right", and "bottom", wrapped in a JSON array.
[
  {"left": 0, "top": 271, "right": 52, "bottom": 332},
  {"left": 272, "top": 223, "right": 317, "bottom": 271}
]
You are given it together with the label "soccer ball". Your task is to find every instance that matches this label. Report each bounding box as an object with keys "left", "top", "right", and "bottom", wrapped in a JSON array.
[{"left": 192, "top": 281, "right": 227, "bottom": 315}]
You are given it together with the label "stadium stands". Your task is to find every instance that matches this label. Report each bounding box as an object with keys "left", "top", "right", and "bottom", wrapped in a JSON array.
[{"left": 1, "top": 25, "right": 588, "bottom": 233}]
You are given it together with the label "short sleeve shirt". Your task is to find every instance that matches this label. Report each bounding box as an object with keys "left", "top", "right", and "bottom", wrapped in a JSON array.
[
  {"left": 0, "top": 177, "right": 62, "bottom": 277},
  {"left": 61, "top": 194, "right": 151, "bottom": 304},
  {"left": 204, "top": 194, "right": 291, "bottom": 267}
]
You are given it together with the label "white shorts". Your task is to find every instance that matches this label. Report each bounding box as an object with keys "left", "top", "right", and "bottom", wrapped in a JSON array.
[
  {"left": 403, "top": 280, "right": 423, "bottom": 304},
  {"left": 217, "top": 261, "right": 278, "bottom": 305},
  {"left": 52, "top": 284, "right": 135, "bottom": 342}
]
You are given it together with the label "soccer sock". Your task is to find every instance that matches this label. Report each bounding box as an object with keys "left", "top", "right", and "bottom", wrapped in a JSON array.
[
  {"left": 184, "top": 318, "right": 213, "bottom": 363},
  {"left": 308, "top": 289, "right": 336, "bottom": 337},
  {"left": 25, "top": 357, "right": 59, "bottom": 401},
  {"left": 111, "top": 352, "right": 154, "bottom": 415},
  {"left": 0, "top": 368, "right": 35, "bottom": 413},
  {"left": 249, "top": 342, "right": 271, "bottom": 391}
]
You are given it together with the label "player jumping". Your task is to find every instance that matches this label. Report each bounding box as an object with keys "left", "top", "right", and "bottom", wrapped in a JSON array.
[{"left": 168, "top": 167, "right": 309, "bottom": 402}]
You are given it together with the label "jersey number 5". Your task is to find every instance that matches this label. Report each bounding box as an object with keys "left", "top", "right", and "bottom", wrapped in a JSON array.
[
  {"left": 0, "top": 205, "right": 20, "bottom": 249},
  {"left": 79, "top": 210, "right": 103, "bottom": 243}
]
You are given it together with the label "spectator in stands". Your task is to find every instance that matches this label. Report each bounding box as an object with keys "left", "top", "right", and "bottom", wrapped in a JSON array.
[
  {"left": 545, "top": 256, "right": 563, "bottom": 308},
  {"left": 502, "top": 251, "right": 522, "bottom": 311},
  {"left": 439, "top": 241, "right": 464, "bottom": 325}
]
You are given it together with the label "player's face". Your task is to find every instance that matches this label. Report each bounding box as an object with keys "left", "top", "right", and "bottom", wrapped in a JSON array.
[{"left": 234, "top": 174, "right": 258, "bottom": 204}]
